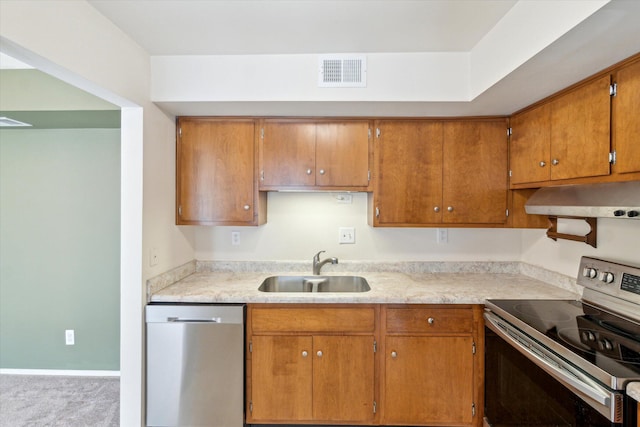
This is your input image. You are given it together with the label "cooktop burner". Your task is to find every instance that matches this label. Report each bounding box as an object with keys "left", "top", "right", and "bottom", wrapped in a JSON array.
[
  {"left": 513, "top": 301, "right": 575, "bottom": 322},
  {"left": 489, "top": 298, "right": 640, "bottom": 381}
]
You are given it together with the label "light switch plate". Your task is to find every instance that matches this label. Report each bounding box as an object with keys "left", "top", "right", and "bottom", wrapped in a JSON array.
[{"left": 339, "top": 227, "right": 355, "bottom": 244}]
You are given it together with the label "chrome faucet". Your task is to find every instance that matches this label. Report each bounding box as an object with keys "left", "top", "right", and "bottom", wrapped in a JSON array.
[{"left": 312, "top": 250, "right": 338, "bottom": 275}]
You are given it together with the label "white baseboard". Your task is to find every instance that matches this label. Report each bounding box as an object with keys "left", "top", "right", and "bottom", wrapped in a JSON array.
[{"left": 0, "top": 369, "right": 120, "bottom": 377}]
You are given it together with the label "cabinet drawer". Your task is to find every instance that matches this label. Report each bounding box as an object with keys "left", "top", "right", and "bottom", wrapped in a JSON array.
[
  {"left": 251, "top": 306, "right": 376, "bottom": 333},
  {"left": 385, "top": 307, "right": 473, "bottom": 333}
]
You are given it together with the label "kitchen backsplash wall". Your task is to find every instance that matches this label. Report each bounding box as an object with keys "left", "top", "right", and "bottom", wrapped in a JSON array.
[
  {"left": 194, "top": 192, "right": 640, "bottom": 278},
  {"left": 521, "top": 218, "right": 640, "bottom": 278},
  {"left": 194, "top": 192, "right": 524, "bottom": 262}
]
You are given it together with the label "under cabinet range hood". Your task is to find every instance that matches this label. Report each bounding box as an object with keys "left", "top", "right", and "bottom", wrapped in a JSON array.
[{"left": 525, "top": 181, "right": 640, "bottom": 219}]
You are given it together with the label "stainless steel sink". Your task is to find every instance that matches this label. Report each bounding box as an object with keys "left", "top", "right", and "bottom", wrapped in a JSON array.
[{"left": 258, "top": 276, "right": 371, "bottom": 293}]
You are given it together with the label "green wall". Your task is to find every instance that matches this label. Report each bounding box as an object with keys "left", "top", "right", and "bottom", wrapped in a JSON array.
[{"left": 0, "top": 128, "right": 120, "bottom": 370}]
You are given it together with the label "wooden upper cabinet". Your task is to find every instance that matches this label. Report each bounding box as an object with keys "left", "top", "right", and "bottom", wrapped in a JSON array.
[
  {"left": 260, "top": 119, "right": 370, "bottom": 190},
  {"left": 260, "top": 121, "right": 316, "bottom": 187},
  {"left": 509, "top": 104, "right": 551, "bottom": 185},
  {"left": 176, "top": 118, "right": 263, "bottom": 225},
  {"left": 549, "top": 74, "right": 611, "bottom": 181},
  {"left": 443, "top": 120, "right": 508, "bottom": 224},
  {"left": 613, "top": 58, "right": 640, "bottom": 174},
  {"left": 315, "top": 121, "right": 370, "bottom": 187},
  {"left": 509, "top": 74, "right": 612, "bottom": 187},
  {"left": 372, "top": 119, "right": 507, "bottom": 226},
  {"left": 373, "top": 120, "right": 443, "bottom": 226}
]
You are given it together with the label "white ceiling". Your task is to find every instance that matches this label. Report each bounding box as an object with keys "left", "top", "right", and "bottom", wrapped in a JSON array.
[
  {"left": 12, "top": 0, "right": 640, "bottom": 117},
  {"left": 88, "top": 0, "right": 518, "bottom": 55}
]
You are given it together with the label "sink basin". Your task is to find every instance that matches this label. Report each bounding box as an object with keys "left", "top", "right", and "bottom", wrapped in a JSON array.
[{"left": 258, "top": 276, "right": 371, "bottom": 293}]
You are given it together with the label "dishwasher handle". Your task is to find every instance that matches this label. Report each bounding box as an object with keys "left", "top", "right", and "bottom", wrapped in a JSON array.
[{"left": 167, "top": 317, "right": 222, "bottom": 323}]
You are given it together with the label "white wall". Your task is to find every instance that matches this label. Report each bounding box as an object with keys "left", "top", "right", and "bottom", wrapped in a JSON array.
[
  {"left": 469, "top": 0, "right": 609, "bottom": 98},
  {"left": 195, "top": 192, "right": 523, "bottom": 262},
  {"left": 521, "top": 219, "right": 640, "bottom": 277},
  {"left": 197, "top": 193, "right": 640, "bottom": 280},
  {"left": 0, "top": 1, "right": 195, "bottom": 424},
  {"left": 152, "top": 53, "right": 469, "bottom": 103}
]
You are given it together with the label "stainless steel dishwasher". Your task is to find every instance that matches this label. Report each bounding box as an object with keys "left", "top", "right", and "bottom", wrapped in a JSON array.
[{"left": 146, "top": 304, "right": 245, "bottom": 427}]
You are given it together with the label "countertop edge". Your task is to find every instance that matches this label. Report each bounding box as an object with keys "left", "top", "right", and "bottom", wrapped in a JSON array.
[
  {"left": 628, "top": 382, "right": 640, "bottom": 402},
  {"left": 147, "top": 262, "right": 581, "bottom": 304}
]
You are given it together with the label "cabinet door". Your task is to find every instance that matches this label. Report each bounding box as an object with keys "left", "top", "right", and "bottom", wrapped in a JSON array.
[
  {"left": 613, "top": 59, "right": 640, "bottom": 174},
  {"left": 176, "top": 118, "right": 256, "bottom": 224},
  {"left": 313, "top": 335, "right": 376, "bottom": 423},
  {"left": 250, "top": 335, "right": 313, "bottom": 422},
  {"left": 443, "top": 120, "right": 508, "bottom": 224},
  {"left": 510, "top": 104, "right": 551, "bottom": 185},
  {"left": 315, "top": 121, "right": 370, "bottom": 187},
  {"left": 374, "top": 120, "right": 443, "bottom": 225},
  {"left": 261, "top": 121, "right": 316, "bottom": 187},
  {"left": 384, "top": 336, "right": 474, "bottom": 425},
  {"left": 550, "top": 75, "right": 611, "bottom": 180}
]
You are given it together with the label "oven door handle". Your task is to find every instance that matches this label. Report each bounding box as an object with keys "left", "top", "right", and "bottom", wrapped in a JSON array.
[{"left": 485, "top": 311, "right": 612, "bottom": 407}]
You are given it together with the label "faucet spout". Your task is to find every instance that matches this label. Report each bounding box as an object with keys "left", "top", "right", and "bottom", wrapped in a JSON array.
[{"left": 312, "top": 250, "right": 339, "bottom": 275}]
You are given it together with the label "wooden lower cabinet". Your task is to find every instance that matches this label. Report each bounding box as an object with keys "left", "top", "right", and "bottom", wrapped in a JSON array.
[
  {"left": 246, "top": 304, "right": 378, "bottom": 424},
  {"left": 383, "top": 336, "right": 474, "bottom": 424},
  {"left": 250, "top": 335, "right": 313, "bottom": 421},
  {"left": 381, "top": 305, "right": 484, "bottom": 427},
  {"left": 246, "top": 304, "right": 483, "bottom": 426}
]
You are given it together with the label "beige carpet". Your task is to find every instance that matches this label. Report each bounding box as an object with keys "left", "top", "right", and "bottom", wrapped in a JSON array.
[{"left": 0, "top": 375, "right": 119, "bottom": 427}]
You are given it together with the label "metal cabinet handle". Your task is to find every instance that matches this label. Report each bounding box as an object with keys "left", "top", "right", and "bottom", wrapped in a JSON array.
[
  {"left": 302, "top": 350, "right": 308, "bottom": 357},
  {"left": 539, "top": 161, "right": 546, "bottom": 167},
  {"left": 391, "top": 351, "right": 397, "bottom": 358},
  {"left": 306, "top": 168, "right": 312, "bottom": 175},
  {"left": 552, "top": 159, "right": 559, "bottom": 166},
  {"left": 319, "top": 169, "right": 325, "bottom": 175},
  {"left": 427, "top": 317, "right": 435, "bottom": 325},
  {"left": 434, "top": 206, "right": 440, "bottom": 213},
  {"left": 243, "top": 204, "right": 250, "bottom": 211},
  {"left": 447, "top": 206, "right": 454, "bottom": 213},
  {"left": 317, "top": 350, "right": 323, "bottom": 357}
]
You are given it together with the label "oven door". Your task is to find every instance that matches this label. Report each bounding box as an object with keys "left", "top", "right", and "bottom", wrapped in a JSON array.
[{"left": 484, "top": 311, "right": 636, "bottom": 426}]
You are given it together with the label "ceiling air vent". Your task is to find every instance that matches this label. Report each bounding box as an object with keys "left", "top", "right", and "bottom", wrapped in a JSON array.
[{"left": 318, "top": 55, "right": 367, "bottom": 88}]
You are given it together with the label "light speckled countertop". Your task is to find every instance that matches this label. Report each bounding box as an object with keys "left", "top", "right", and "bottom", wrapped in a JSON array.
[
  {"left": 628, "top": 382, "right": 640, "bottom": 402},
  {"left": 150, "top": 260, "right": 640, "bottom": 402},
  {"left": 149, "top": 260, "right": 581, "bottom": 304}
]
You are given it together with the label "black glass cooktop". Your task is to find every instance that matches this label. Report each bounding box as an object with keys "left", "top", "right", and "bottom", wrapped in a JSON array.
[{"left": 487, "top": 299, "right": 640, "bottom": 381}]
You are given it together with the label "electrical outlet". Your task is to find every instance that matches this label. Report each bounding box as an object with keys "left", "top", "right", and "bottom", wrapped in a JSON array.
[
  {"left": 336, "top": 194, "right": 353, "bottom": 204},
  {"left": 338, "top": 227, "right": 355, "bottom": 244},
  {"left": 65, "top": 329, "right": 75, "bottom": 346},
  {"left": 231, "top": 231, "right": 240, "bottom": 246},
  {"left": 437, "top": 228, "right": 448, "bottom": 244}
]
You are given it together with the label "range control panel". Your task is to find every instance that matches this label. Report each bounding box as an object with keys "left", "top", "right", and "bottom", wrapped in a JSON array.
[{"left": 578, "top": 257, "right": 640, "bottom": 304}]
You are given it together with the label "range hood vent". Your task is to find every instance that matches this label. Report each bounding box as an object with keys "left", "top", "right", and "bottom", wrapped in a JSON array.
[{"left": 525, "top": 181, "right": 640, "bottom": 219}]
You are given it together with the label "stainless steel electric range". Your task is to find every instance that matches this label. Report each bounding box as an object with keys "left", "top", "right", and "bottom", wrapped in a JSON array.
[{"left": 484, "top": 256, "right": 640, "bottom": 426}]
